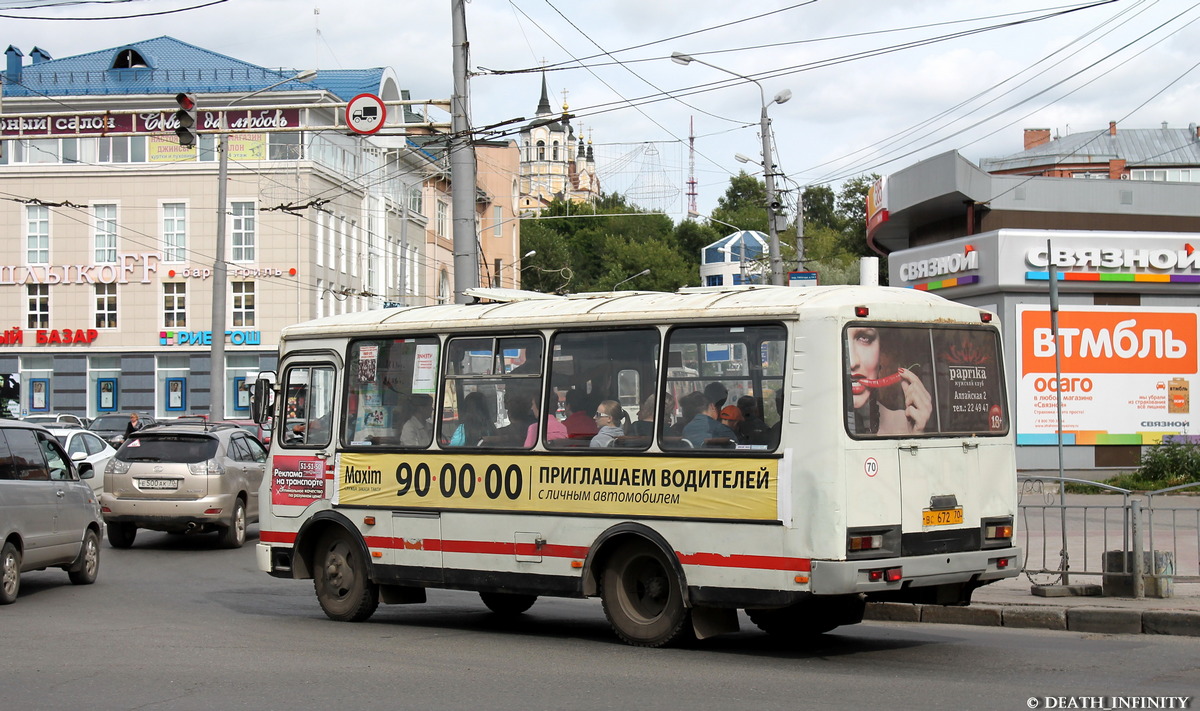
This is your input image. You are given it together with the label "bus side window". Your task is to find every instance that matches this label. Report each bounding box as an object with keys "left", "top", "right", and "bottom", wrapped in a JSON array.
[
  {"left": 344, "top": 338, "right": 440, "bottom": 448},
  {"left": 439, "top": 335, "right": 543, "bottom": 449},
  {"left": 546, "top": 328, "right": 659, "bottom": 450},
  {"left": 662, "top": 325, "right": 787, "bottom": 452}
]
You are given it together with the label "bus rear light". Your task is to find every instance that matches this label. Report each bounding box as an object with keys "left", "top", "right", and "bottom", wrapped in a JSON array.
[
  {"left": 985, "top": 523, "right": 1013, "bottom": 539},
  {"left": 854, "top": 306, "right": 869, "bottom": 317},
  {"left": 997, "top": 557, "right": 1010, "bottom": 569},
  {"left": 980, "top": 311, "right": 992, "bottom": 323},
  {"left": 849, "top": 534, "right": 883, "bottom": 551},
  {"left": 867, "top": 567, "right": 902, "bottom": 583}
]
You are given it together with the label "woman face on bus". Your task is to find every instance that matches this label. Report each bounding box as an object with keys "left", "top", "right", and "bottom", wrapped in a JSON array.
[{"left": 848, "top": 327, "right": 880, "bottom": 410}]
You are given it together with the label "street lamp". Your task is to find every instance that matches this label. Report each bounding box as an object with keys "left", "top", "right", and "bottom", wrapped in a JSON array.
[
  {"left": 210, "top": 68, "right": 316, "bottom": 422},
  {"left": 502, "top": 249, "right": 536, "bottom": 288},
  {"left": 672, "top": 52, "right": 790, "bottom": 286},
  {"left": 613, "top": 268, "right": 651, "bottom": 290}
]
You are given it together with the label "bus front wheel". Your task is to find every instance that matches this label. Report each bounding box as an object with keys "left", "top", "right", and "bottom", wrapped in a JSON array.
[
  {"left": 600, "top": 541, "right": 690, "bottom": 647},
  {"left": 313, "top": 531, "right": 379, "bottom": 622}
]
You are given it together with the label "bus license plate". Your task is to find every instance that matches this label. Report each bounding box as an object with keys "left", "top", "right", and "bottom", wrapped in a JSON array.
[
  {"left": 138, "top": 478, "right": 178, "bottom": 490},
  {"left": 923, "top": 508, "right": 963, "bottom": 526}
]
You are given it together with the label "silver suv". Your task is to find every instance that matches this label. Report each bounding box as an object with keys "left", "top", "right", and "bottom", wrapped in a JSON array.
[
  {"left": 101, "top": 423, "right": 267, "bottom": 549},
  {"left": 0, "top": 420, "right": 103, "bottom": 604}
]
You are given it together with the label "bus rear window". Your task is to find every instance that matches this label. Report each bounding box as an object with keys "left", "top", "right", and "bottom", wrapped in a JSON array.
[{"left": 844, "top": 324, "right": 1008, "bottom": 438}]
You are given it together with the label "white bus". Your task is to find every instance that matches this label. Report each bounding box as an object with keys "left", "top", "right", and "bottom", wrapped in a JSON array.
[{"left": 251, "top": 285, "right": 1020, "bottom": 646}]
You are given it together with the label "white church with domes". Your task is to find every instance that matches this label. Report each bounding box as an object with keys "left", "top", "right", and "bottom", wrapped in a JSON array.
[{"left": 518, "top": 75, "right": 601, "bottom": 213}]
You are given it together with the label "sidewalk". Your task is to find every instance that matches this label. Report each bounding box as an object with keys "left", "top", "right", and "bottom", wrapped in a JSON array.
[{"left": 864, "top": 574, "right": 1200, "bottom": 636}]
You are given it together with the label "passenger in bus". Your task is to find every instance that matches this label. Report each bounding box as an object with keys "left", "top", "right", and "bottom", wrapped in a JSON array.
[
  {"left": 448, "top": 391, "right": 494, "bottom": 446},
  {"left": 680, "top": 391, "right": 737, "bottom": 448},
  {"left": 400, "top": 394, "right": 434, "bottom": 447},
  {"left": 737, "top": 395, "right": 772, "bottom": 445},
  {"left": 494, "top": 387, "right": 538, "bottom": 445},
  {"left": 590, "top": 400, "right": 627, "bottom": 447},
  {"left": 562, "top": 388, "right": 598, "bottom": 440},
  {"left": 704, "top": 381, "right": 729, "bottom": 409},
  {"left": 524, "top": 395, "right": 566, "bottom": 447},
  {"left": 627, "top": 394, "right": 656, "bottom": 437},
  {"left": 847, "top": 326, "right": 933, "bottom": 435},
  {"left": 719, "top": 405, "right": 745, "bottom": 443}
]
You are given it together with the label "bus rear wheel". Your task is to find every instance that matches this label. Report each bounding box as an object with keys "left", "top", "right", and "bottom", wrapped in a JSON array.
[
  {"left": 600, "top": 541, "right": 690, "bottom": 647},
  {"left": 313, "top": 531, "right": 379, "bottom": 622},
  {"left": 747, "top": 593, "right": 866, "bottom": 637},
  {"left": 479, "top": 591, "right": 537, "bottom": 615}
]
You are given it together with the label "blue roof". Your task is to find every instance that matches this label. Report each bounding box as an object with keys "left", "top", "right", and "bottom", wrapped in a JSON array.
[
  {"left": 1, "top": 36, "right": 382, "bottom": 102},
  {"left": 703, "top": 230, "right": 767, "bottom": 265}
]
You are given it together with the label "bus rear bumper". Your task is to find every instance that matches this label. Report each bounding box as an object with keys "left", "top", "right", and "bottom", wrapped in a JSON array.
[{"left": 809, "top": 547, "right": 1022, "bottom": 601}]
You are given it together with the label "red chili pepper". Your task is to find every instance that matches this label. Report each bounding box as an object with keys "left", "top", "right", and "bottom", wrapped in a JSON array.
[{"left": 857, "top": 371, "right": 904, "bottom": 389}]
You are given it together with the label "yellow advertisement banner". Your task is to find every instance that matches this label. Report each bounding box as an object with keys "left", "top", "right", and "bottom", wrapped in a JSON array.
[
  {"left": 338, "top": 452, "right": 778, "bottom": 521},
  {"left": 147, "top": 133, "right": 269, "bottom": 162}
]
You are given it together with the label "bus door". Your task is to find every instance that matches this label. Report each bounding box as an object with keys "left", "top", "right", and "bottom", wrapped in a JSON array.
[{"left": 270, "top": 359, "right": 339, "bottom": 519}]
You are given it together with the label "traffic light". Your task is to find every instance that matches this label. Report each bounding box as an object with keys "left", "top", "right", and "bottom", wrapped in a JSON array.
[{"left": 174, "top": 92, "right": 197, "bottom": 147}]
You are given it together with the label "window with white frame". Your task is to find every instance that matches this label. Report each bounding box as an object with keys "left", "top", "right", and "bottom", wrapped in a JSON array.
[
  {"left": 493, "top": 206, "right": 503, "bottom": 236},
  {"left": 164, "top": 282, "right": 186, "bottom": 328},
  {"left": 436, "top": 200, "right": 448, "bottom": 238},
  {"left": 94, "top": 283, "right": 117, "bottom": 328},
  {"left": 350, "top": 220, "right": 359, "bottom": 277},
  {"left": 26, "top": 205, "right": 49, "bottom": 265},
  {"left": 231, "top": 202, "right": 255, "bottom": 261},
  {"left": 94, "top": 204, "right": 117, "bottom": 264},
  {"left": 27, "top": 285, "right": 49, "bottom": 329},
  {"left": 163, "top": 203, "right": 186, "bottom": 262},
  {"left": 408, "top": 184, "right": 422, "bottom": 214},
  {"left": 232, "top": 282, "right": 255, "bottom": 327}
]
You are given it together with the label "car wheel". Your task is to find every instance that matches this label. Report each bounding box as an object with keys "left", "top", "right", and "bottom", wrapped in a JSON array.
[
  {"left": 68, "top": 529, "right": 101, "bottom": 585},
  {"left": 217, "top": 497, "right": 247, "bottom": 549},
  {"left": 107, "top": 522, "right": 137, "bottom": 549},
  {"left": 1, "top": 541, "right": 21, "bottom": 604}
]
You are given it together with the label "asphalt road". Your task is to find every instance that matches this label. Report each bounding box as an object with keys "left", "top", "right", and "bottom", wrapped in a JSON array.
[{"left": 4, "top": 527, "right": 1198, "bottom": 711}]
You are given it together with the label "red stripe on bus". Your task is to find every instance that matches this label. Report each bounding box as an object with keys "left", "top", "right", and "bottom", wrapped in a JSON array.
[
  {"left": 267, "top": 532, "right": 809, "bottom": 573},
  {"left": 260, "top": 530, "right": 297, "bottom": 543},
  {"left": 675, "top": 551, "right": 811, "bottom": 572}
]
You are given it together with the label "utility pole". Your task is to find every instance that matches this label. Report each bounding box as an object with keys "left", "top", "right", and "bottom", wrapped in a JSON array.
[
  {"left": 450, "top": 0, "right": 478, "bottom": 303},
  {"left": 759, "top": 104, "right": 784, "bottom": 286}
]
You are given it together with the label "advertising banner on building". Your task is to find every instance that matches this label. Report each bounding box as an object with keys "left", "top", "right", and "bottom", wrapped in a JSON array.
[{"left": 1016, "top": 305, "right": 1199, "bottom": 445}]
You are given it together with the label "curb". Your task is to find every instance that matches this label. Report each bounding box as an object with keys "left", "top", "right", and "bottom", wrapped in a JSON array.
[{"left": 863, "top": 602, "right": 1200, "bottom": 636}]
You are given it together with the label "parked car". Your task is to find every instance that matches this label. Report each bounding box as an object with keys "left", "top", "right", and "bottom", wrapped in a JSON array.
[
  {"left": 89, "top": 413, "right": 156, "bottom": 447},
  {"left": 23, "top": 413, "right": 86, "bottom": 427},
  {"left": 101, "top": 423, "right": 267, "bottom": 549},
  {"left": 219, "top": 419, "right": 270, "bottom": 445},
  {"left": 0, "top": 420, "right": 103, "bottom": 604},
  {"left": 49, "top": 427, "right": 117, "bottom": 495}
]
